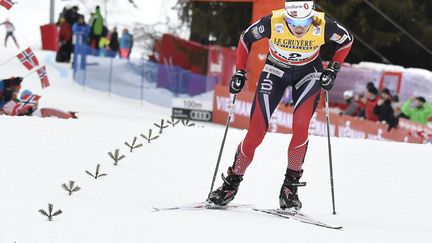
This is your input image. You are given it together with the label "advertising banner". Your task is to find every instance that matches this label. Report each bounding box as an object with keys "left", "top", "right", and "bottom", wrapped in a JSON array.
[
  {"left": 212, "top": 84, "right": 424, "bottom": 144},
  {"left": 172, "top": 98, "right": 213, "bottom": 122}
]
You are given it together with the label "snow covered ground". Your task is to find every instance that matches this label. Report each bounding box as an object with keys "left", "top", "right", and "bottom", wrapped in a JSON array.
[
  {"left": 1, "top": 50, "right": 432, "bottom": 243},
  {"left": 2, "top": 1, "right": 432, "bottom": 242}
]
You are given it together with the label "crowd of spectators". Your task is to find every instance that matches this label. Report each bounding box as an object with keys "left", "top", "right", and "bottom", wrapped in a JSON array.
[
  {"left": 341, "top": 82, "right": 432, "bottom": 130},
  {"left": 56, "top": 5, "right": 134, "bottom": 63}
]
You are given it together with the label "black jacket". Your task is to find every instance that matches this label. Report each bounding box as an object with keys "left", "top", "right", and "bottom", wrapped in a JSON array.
[{"left": 373, "top": 98, "right": 398, "bottom": 129}]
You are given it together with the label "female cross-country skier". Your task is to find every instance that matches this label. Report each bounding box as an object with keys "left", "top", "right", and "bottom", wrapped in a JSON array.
[{"left": 208, "top": 0, "right": 353, "bottom": 211}]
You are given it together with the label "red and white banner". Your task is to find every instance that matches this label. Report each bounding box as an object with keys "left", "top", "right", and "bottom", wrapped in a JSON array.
[
  {"left": 212, "top": 84, "right": 424, "bottom": 144},
  {"left": 16, "top": 47, "right": 39, "bottom": 71}
]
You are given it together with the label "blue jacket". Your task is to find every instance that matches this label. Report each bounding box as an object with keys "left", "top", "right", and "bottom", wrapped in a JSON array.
[
  {"left": 72, "top": 23, "right": 90, "bottom": 45},
  {"left": 119, "top": 32, "right": 133, "bottom": 49}
]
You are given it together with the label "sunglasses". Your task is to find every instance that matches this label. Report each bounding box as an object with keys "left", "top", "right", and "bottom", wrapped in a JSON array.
[{"left": 286, "top": 16, "right": 313, "bottom": 28}]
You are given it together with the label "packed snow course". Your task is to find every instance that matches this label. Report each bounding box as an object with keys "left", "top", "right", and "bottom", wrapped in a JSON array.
[
  {"left": 2, "top": 1, "right": 432, "bottom": 242},
  {"left": 1, "top": 49, "right": 432, "bottom": 243}
]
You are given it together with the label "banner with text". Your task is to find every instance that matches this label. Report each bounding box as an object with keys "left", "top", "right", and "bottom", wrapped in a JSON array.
[{"left": 212, "top": 84, "right": 424, "bottom": 144}]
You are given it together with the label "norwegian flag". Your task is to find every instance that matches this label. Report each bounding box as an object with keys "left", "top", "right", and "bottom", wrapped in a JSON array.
[
  {"left": 0, "top": 0, "right": 14, "bottom": 10},
  {"left": 2, "top": 94, "right": 40, "bottom": 116},
  {"left": 36, "top": 66, "right": 50, "bottom": 88},
  {"left": 16, "top": 47, "right": 39, "bottom": 71},
  {"left": 15, "top": 94, "right": 40, "bottom": 115}
]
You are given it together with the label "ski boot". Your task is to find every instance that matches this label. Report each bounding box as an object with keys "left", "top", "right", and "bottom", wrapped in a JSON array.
[
  {"left": 207, "top": 167, "right": 243, "bottom": 206},
  {"left": 279, "top": 169, "right": 306, "bottom": 211}
]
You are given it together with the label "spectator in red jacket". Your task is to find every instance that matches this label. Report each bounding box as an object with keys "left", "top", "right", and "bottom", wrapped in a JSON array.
[
  {"left": 56, "top": 17, "right": 73, "bottom": 62},
  {"left": 359, "top": 84, "right": 379, "bottom": 122}
]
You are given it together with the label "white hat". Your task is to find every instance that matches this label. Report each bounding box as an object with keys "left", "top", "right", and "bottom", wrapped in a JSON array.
[
  {"left": 284, "top": 1, "right": 314, "bottom": 21},
  {"left": 343, "top": 90, "right": 354, "bottom": 99}
]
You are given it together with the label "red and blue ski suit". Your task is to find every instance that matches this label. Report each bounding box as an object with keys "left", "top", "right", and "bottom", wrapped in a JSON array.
[{"left": 230, "top": 9, "right": 353, "bottom": 175}]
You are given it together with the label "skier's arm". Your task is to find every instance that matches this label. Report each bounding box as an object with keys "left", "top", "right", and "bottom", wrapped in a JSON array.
[
  {"left": 401, "top": 99, "right": 413, "bottom": 117},
  {"left": 324, "top": 16, "right": 354, "bottom": 64},
  {"left": 236, "top": 15, "right": 271, "bottom": 71}
]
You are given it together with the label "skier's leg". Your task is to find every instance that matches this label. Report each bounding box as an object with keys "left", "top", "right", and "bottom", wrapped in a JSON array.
[
  {"left": 288, "top": 83, "right": 321, "bottom": 171},
  {"left": 280, "top": 68, "right": 321, "bottom": 210},
  {"left": 208, "top": 64, "right": 288, "bottom": 206},
  {"left": 5, "top": 33, "right": 9, "bottom": 47},
  {"left": 11, "top": 34, "right": 19, "bottom": 48},
  {"left": 232, "top": 68, "right": 289, "bottom": 175}
]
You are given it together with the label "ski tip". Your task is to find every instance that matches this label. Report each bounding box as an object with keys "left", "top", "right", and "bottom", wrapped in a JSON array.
[{"left": 152, "top": 207, "right": 161, "bottom": 212}]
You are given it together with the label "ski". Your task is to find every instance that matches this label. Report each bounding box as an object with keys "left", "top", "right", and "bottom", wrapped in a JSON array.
[
  {"left": 253, "top": 208, "right": 343, "bottom": 230},
  {"left": 153, "top": 202, "right": 252, "bottom": 212}
]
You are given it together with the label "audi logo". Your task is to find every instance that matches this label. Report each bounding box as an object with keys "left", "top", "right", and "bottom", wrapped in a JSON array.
[{"left": 189, "top": 110, "right": 212, "bottom": 121}]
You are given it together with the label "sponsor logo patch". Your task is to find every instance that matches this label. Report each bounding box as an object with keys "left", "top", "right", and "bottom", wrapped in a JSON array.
[
  {"left": 330, "top": 33, "right": 342, "bottom": 41},
  {"left": 313, "top": 26, "right": 321, "bottom": 36},
  {"left": 252, "top": 26, "right": 262, "bottom": 39},
  {"left": 275, "top": 23, "right": 284, "bottom": 33},
  {"left": 258, "top": 25, "right": 265, "bottom": 33},
  {"left": 263, "top": 64, "right": 285, "bottom": 78},
  {"left": 295, "top": 72, "right": 320, "bottom": 90}
]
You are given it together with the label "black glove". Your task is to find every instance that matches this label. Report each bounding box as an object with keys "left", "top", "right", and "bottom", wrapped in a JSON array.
[
  {"left": 320, "top": 62, "right": 341, "bottom": 91},
  {"left": 229, "top": 70, "right": 247, "bottom": 94}
]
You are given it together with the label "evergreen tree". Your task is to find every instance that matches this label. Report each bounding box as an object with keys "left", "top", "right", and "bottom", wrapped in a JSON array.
[{"left": 178, "top": 0, "right": 432, "bottom": 69}]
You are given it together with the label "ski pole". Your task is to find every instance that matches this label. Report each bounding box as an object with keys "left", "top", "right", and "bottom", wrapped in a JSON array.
[
  {"left": 207, "top": 94, "right": 237, "bottom": 199},
  {"left": 324, "top": 90, "right": 337, "bottom": 215}
]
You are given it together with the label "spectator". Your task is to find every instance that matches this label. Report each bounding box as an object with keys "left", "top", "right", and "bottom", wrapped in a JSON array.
[
  {"left": 119, "top": 28, "right": 133, "bottom": 59},
  {"left": 4, "top": 90, "right": 44, "bottom": 117},
  {"left": 358, "top": 84, "right": 379, "bottom": 122},
  {"left": 0, "top": 18, "right": 19, "bottom": 48},
  {"left": 72, "top": 16, "right": 90, "bottom": 45},
  {"left": 373, "top": 88, "right": 398, "bottom": 130},
  {"left": 401, "top": 96, "right": 432, "bottom": 125},
  {"left": 89, "top": 6, "right": 104, "bottom": 49},
  {"left": 56, "top": 17, "right": 73, "bottom": 62},
  {"left": 341, "top": 90, "right": 360, "bottom": 116},
  {"left": 109, "top": 27, "right": 120, "bottom": 56},
  {"left": 60, "top": 6, "right": 81, "bottom": 28},
  {"left": 0, "top": 77, "right": 23, "bottom": 114},
  {"left": 393, "top": 102, "right": 409, "bottom": 120},
  {"left": 98, "top": 33, "right": 110, "bottom": 57},
  {"left": 72, "top": 16, "right": 90, "bottom": 69}
]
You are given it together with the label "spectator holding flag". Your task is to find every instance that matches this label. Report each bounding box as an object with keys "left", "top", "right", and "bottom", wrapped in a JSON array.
[
  {"left": 0, "top": 18, "right": 19, "bottom": 48},
  {"left": 0, "top": 76, "right": 23, "bottom": 114}
]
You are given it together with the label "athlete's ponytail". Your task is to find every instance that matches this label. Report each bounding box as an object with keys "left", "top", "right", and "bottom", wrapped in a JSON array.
[{"left": 312, "top": 15, "right": 322, "bottom": 27}]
